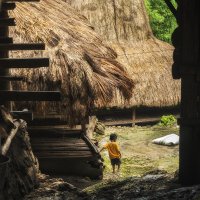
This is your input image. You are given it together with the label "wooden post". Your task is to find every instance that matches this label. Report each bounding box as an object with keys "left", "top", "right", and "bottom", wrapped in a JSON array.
[
  {"left": 86, "top": 115, "right": 97, "bottom": 139},
  {"left": 0, "top": 8, "right": 9, "bottom": 106},
  {"left": 173, "top": 0, "right": 200, "bottom": 185},
  {"left": 132, "top": 109, "right": 136, "bottom": 127}
]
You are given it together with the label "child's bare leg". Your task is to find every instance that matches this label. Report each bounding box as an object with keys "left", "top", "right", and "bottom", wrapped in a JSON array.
[
  {"left": 117, "top": 164, "right": 120, "bottom": 172},
  {"left": 112, "top": 165, "right": 115, "bottom": 173}
]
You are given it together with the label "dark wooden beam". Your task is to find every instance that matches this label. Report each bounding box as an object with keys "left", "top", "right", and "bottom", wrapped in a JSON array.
[
  {"left": 0, "top": 43, "right": 45, "bottom": 50},
  {"left": 0, "top": 37, "right": 13, "bottom": 43},
  {"left": 0, "top": 58, "right": 49, "bottom": 68},
  {"left": 0, "top": 10, "right": 9, "bottom": 106},
  {"left": 0, "top": 76, "right": 25, "bottom": 81},
  {"left": 0, "top": 18, "right": 15, "bottom": 26},
  {"left": 0, "top": 91, "right": 61, "bottom": 101},
  {"left": 11, "top": 111, "right": 33, "bottom": 121},
  {"left": 164, "top": 0, "right": 177, "bottom": 19},
  {"left": 1, "top": 3, "right": 16, "bottom": 10}
]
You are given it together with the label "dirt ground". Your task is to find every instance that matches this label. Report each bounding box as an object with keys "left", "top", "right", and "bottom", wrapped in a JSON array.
[
  {"left": 98, "top": 125, "right": 179, "bottom": 180},
  {"left": 25, "top": 124, "right": 180, "bottom": 199},
  {"left": 61, "top": 124, "right": 179, "bottom": 188}
]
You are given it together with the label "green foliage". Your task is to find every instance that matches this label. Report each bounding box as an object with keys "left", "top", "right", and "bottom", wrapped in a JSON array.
[
  {"left": 159, "top": 115, "right": 177, "bottom": 126},
  {"left": 145, "top": 0, "right": 177, "bottom": 43}
]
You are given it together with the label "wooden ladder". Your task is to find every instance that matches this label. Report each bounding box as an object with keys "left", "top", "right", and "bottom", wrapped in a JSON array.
[{"left": 0, "top": 0, "right": 61, "bottom": 110}]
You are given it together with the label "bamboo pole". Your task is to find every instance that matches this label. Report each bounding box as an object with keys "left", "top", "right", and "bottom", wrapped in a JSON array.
[{"left": 2, "top": 120, "right": 20, "bottom": 155}]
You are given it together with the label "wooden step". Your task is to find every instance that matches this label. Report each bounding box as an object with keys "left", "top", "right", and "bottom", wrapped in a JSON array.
[
  {"left": 28, "top": 127, "right": 82, "bottom": 136},
  {"left": 0, "top": 18, "right": 15, "bottom": 26},
  {"left": 0, "top": 58, "right": 49, "bottom": 68},
  {"left": 1, "top": 3, "right": 16, "bottom": 10},
  {"left": 11, "top": 110, "right": 33, "bottom": 121},
  {"left": 0, "top": 76, "right": 24, "bottom": 81},
  {"left": 0, "top": 91, "right": 61, "bottom": 101},
  {"left": 0, "top": 43, "right": 45, "bottom": 50},
  {"left": 0, "top": 37, "right": 13, "bottom": 43}
]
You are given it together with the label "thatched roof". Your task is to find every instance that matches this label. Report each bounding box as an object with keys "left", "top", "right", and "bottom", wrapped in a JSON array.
[
  {"left": 9, "top": 0, "right": 134, "bottom": 123},
  {"left": 66, "top": 0, "right": 181, "bottom": 108}
]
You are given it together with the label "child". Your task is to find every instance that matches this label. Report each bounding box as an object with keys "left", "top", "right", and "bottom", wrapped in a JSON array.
[{"left": 100, "top": 133, "right": 121, "bottom": 173}]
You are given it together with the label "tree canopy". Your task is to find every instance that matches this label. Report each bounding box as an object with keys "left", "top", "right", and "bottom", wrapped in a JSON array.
[{"left": 145, "top": 0, "right": 177, "bottom": 44}]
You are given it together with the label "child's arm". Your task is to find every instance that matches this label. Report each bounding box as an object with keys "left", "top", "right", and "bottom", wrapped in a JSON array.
[
  {"left": 116, "top": 144, "right": 121, "bottom": 158},
  {"left": 99, "top": 146, "right": 106, "bottom": 152}
]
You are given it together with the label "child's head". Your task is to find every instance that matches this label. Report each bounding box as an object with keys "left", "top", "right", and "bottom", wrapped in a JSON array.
[{"left": 110, "top": 133, "right": 117, "bottom": 141}]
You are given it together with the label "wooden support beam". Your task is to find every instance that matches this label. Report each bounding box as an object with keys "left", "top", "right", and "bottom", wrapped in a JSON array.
[
  {"left": 0, "top": 58, "right": 49, "bottom": 68},
  {"left": 82, "top": 134, "right": 99, "bottom": 154},
  {"left": 0, "top": 91, "right": 61, "bottom": 101},
  {"left": 1, "top": 3, "right": 16, "bottom": 10},
  {"left": 0, "top": 10, "right": 10, "bottom": 106},
  {"left": 132, "top": 109, "right": 136, "bottom": 127},
  {"left": 0, "top": 18, "right": 15, "bottom": 26},
  {"left": 0, "top": 43, "right": 45, "bottom": 50},
  {"left": 0, "top": 37, "right": 13, "bottom": 43},
  {"left": 86, "top": 116, "right": 97, "bottom": 139},
  {"left": 0, "top": 76, "right": 25, "bottom": 81},
  {"left": 164, "top": 0, "right": 177, "bottom": 19}
]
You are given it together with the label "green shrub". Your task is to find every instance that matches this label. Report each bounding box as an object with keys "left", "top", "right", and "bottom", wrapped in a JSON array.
[{"left": 159, "top": 115, "right": 177, "bottom": 126}]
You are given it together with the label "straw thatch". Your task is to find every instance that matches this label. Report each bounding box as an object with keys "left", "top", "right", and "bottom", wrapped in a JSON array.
[
  {"left": 65, "top": 0, "right": 181, "bottom": 108},
  {"left": 9, "top": 0, "right": 134, "bottom": 124}
]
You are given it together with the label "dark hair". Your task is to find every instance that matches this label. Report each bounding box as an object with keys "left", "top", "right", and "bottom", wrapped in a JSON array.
[{"left": 110, "top": 133, "right": 117, "bottom": 141}]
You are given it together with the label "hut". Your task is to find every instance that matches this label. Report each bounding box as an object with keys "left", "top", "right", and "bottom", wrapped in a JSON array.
[
  {"left": 66, "top": 0, "right": 181, "bottom": 125},
  {"left": 9, "top": 0, "right": 134, "bottom": 125},
  {"left": 8, "top": 0, "right": 134, "bottom": 177}
]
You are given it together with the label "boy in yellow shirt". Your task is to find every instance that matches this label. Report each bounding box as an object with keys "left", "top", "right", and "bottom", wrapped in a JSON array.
[{"left": 100, "top": 133, "right": 121, "bottom": 173}]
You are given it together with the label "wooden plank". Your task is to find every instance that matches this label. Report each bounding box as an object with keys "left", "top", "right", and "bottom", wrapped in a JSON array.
[
  {"left": 0, "top": 91, "right": 61, "bottom": 101},
  {"left": 0, "top": 76, "right": 24, "bottom": 81},
  {"left": 38, "top": 154, "right": 93, "bottom": 158},
  {"left": 33, "top": 146, "right": 90, "bottom": 151},
  {"left": 0, "top": 37, "right": 13, "bottom": 43},
  {"left": 0, "top": 58, "right": 49, "bottom": 68},
  {"left": 32, "top": 143, "right": 88, "bottom": 147},
  {"left": 0, "top": 43, "right": 45, "bottom": 50},
  {"left": 11, "top": 111, "right": 33, "bottom": 121},
  {"left": 82, "top": 134, "right": 99, "bottom": 154},
  {"left": 0, "top": 18, "right": 15, "bottom": 26},
  {"left": 1, "top": 3, "right": 16, "bottom": 10}
]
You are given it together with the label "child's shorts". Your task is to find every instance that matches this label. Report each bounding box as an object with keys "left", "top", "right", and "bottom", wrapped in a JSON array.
[{"left": 110, "top": 158, "right": 121, "bottom": 165}]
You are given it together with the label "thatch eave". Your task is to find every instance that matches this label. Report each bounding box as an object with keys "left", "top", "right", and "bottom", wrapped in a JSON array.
[
  {"left": 9, "top": 0, "right": 134, "bottom": 124},
  {"left": 65, "top": 0, "right": 181, "bottom": 109}
]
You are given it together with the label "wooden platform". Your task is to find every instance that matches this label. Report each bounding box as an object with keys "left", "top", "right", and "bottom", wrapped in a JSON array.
[{"left": 28, "top": 126, "right": 103, "bottom": 178}]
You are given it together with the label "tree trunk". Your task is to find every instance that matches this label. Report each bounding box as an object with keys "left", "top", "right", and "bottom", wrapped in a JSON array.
[{"left": 0, "top": 120, "right": 39, "bottom": 199}]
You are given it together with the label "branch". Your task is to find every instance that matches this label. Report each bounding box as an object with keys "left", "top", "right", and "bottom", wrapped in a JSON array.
[
  {"left": 164, "top": 0, "right": 177, "bottom": 20},
  {"left": 2, "top": 121, "right": 20, "bottom": 155}
]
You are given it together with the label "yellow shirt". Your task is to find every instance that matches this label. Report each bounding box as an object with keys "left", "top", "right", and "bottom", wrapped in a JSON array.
[{"left": 104, "top": 142, "right": 121, "bottom": 159}]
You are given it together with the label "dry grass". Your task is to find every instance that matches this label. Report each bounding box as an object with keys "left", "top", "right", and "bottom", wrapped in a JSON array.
[
  {"left": 66, "top": 0, "right": 181, "bottom": 108},
  {"left": 9, "top": 0, "right": 134, "bottom": 124}
]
